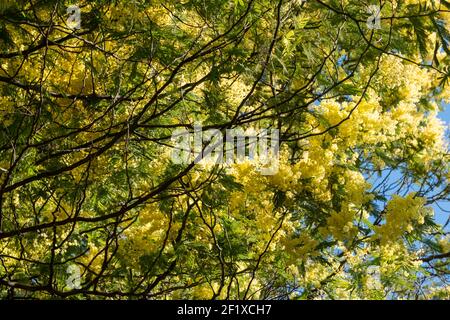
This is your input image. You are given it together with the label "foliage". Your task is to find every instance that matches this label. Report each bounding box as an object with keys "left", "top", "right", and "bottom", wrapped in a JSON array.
[{"left": 0, "top": 0, "right": 449, "bottom": 299}]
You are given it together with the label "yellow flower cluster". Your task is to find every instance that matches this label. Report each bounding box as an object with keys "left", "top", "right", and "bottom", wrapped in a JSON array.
[
  {"left": 320, "top": 206, "right": 358, "bottom": 242},
  {"left": 378, "top": 242, "right": 422, "bottom": 278},
  {"left": 375, "top": 194, "right": 427, "bottom": 245},
  {"left": 438, "top": 236, "right": 450, "bottom": 253},
  {"left": 282, "top": 233, "right": 319, "bottom": 264},
  {"left": 117, "top": 203, "right": 169, "bottom": 266}
]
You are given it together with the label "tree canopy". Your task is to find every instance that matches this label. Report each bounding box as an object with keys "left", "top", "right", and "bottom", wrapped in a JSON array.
[{"left": 0, "top": 0, "right": 449, "bottom": 299}]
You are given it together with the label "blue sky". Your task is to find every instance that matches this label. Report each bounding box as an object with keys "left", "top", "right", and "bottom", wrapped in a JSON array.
[
  {"left": 433, "top": 105, "right": 449, "bottom": 228},
  {"left": 439, "top": 104, "right": 450, "bottom": 125}
]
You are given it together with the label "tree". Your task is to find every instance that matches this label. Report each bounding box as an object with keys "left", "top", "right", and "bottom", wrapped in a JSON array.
[{"left": 0, "top": 0, "right": 449, "bottom": 299}]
